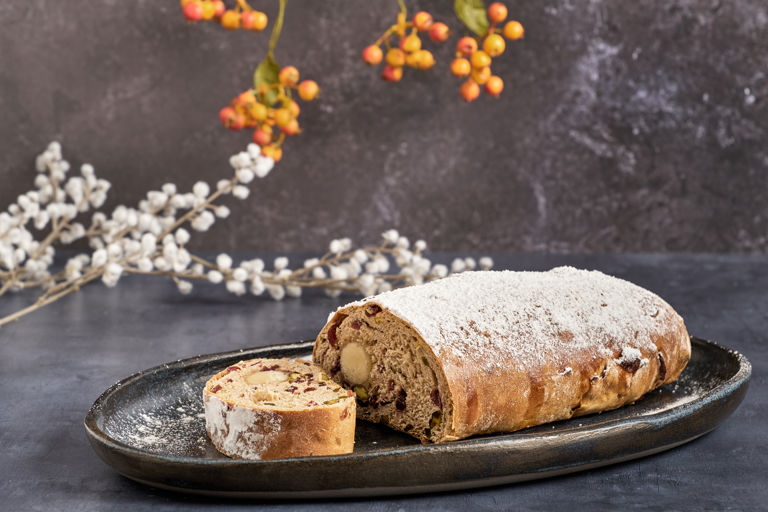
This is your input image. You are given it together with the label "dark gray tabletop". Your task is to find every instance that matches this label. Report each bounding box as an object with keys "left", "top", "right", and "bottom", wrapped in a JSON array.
[{"left": 1, "top": 253, "right": 765, "bottom": 511}]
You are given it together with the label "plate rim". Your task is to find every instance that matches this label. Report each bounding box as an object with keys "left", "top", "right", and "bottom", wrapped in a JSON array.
[{"left": 83, "top": 337, "right": 752, "bottom": 496}]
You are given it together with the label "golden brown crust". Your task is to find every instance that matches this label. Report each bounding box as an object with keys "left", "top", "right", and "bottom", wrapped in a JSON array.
[{"left": 433, "top": 301, "right": 690, "bottom": 440}]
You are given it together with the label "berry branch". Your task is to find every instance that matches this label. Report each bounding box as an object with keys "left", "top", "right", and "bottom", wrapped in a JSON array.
[
  {"left": 182, "top": 0, "right": 526, "bottom": 157},
  {"left": 362, "top": 4, "right": 450, "bottom": 82},
  {"left": 362, "top": 1, "right": 524, "bottom": 100}
]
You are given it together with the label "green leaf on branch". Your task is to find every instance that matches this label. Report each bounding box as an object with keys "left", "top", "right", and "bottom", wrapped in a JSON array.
[
  {"left": 454, "top": 0, "right": 489, "bottom": 36},
  {"left": 253, "top": 55, "right": 280, "bottom": 106}
]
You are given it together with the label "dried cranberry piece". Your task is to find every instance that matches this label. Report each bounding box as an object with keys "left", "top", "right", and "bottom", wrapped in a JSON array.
[
  {"left": 303, "top": 387, "right": 317, "bottom": 392},
  {"left": 340, "top": 408, "right": 349, "bottom": 420},
  {"left": 619, "top": 358, "right": 642, "bottom": 374},
  {"left": 327, "top": 315, "right": 347, "bottom": 348},
  {"left": 211, "top": 384, "right": 222, "bottom": 393},
  {"left": 286, "top": 385, "right": 298, "bottom": 393},
  {"left": 365, "top": 304, "right": 382, "bottom": 317},
  {"left": 226, "top": 365, "right": 241, "bottom": 372},
  {"left": 395, "top": 389, "right": 407, "bottom": 411},
  {"left": 350, "top": 319, "right": 361, "bottom": 330},
  {"left": 328, "top": 325, "right": 339, "bottom": 348},
  {"left": 430, "top": 389, "right": 442, "bottom": 410}
]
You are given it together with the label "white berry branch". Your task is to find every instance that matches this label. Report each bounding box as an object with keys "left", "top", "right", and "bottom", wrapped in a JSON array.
[{"left": 0, "top": 142, "right": 491, "bottom": 329}]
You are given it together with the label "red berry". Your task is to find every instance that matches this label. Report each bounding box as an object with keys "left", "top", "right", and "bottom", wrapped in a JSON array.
[
  {"left": 287, "top": 101, "right": 300, "bottom": 117},
  {"left": 219, "top": 106, "right": 236, "bottom": 125},
  {"left": 220, "top": 10, "right": 240, "bottom": 30},
  {"left": 470, "top": 50, "right": 491, "bottom": 69},
  {"left": 253, "top": 127, "right": 273, "bottom": 146},
  {"left": 460, "top": 80, "right": 480, "bottom": 102},
  {"left": 201, "top": 1, "right": 216, "bottom": 20},
  {"left": 487, "top": 2, "right": 508, "bottom": 23},
  {"left": 230, "top": 113, "right": 245, "bottom": 130},
  {"left": 450, "top": 58, "right": 471, "bottom": 77},
  {"left": 212, "top": 0, "right": 225, "bottom": 18},
  {"left": 234, "top": 90, "right": 256, "bottom": 108},
  {"left": 412, "top": 11, "right": 433, "bottom": 32},
  {"left": 241, "top": 11, "right": 257, "bottom": 30},
  {"left": 362, "top": 45, "right": 383, "bottom": 66},
  {"left": 471, "top": 66, "right": 491, "bottom": 85},
  {"left": 386, "top": 48, "right": 406, "bottom": 67},
  {"left": 247, "top": 102, "right": 268, "bottom": 122},
  {"left": 485, "top": 75, "right": 504, "bottom": 97},
  {"left": 182, "top": 2, "right": 204, "bottom": 21},
  {"left": 456, "top": 37, "right": 478, "bottom": 56},
  {"left": 406, "top": 51, "right": 421, "bottom": 68},
  {"left": 278, "top": 66, "right": 300, "bottom": 87},
  {"left": 428, "top": 22, "right": 451, "bottom": 43},
  {"left": 503, "top": 20, "right": 524, "bottom": 40},
  {"left": 381, "top": 65, "right": 403, "bottom": 82},
  {"left": 219, "top": 106, "right": 245, "bottom": 130},
  {"left": 274, "top": 108, "right": 293, "bottom": 128},
  {"left": 414, "top": 50, "right": 435, "bottom": 70},
  {"left": 280, "top": 118, "right": 301, "bottom": 136},
  {"left": 251, "top": 12, "right": 268, "bottom": 31},
  {"left": 297, "top": 80, "right": 319, "bottom": 101},
  {"left": 400, "top": 34, "right": 422, "bottom": 53},
  {"left": 482, "top": 33, "right": 506, "bottom": 57}
]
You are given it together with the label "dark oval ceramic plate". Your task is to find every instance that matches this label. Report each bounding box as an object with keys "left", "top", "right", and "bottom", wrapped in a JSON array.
[{"left": 84, "top": 337, "right": 750, "bottom": 499}]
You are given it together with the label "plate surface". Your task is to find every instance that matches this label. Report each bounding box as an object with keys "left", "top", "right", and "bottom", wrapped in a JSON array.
[{"left": 84, "top": 337, "right": 750, "bottom": 498}]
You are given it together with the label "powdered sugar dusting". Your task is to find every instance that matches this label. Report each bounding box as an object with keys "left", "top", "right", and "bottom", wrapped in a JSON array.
[
  {"left": 106, "top": 380, "right": 209, "bottom": 456},
  {"left": 347, "top": 267, "right": 680, "bottom": 374},
  {"left": 616, "top": 346, "right": 649, "bottom": 369},
  {"left": 204, "top": 395, "right": 283, "bottom": 460}
]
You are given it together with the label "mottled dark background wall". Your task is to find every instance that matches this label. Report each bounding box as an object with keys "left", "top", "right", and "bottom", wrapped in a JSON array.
[{"left": 1, "top": 0, "right": 766, "bottom": 252}]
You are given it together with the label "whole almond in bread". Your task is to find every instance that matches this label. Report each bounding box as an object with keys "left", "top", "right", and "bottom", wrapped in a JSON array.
[
  {"left": 203, "top": 357, "right": 356, "bottom": 459},
  {"left": 313, "top": 267, "right": 691, "bottom": 443}
]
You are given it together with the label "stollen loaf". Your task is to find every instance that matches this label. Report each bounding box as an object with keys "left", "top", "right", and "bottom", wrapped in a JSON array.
[{"left": 313, "top": 267, "right": 691, "bottom": 443}]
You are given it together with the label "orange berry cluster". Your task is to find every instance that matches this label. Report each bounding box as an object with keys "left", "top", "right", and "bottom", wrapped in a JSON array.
[
  {"left": 362, "top": 10, "right": 451, "bottom": 82},
  {"left": 452, "top": 3, "right": 524, "bottom": 102},
  {"left": 218, "top": 66, "right": 319, "bottom": 162},
  {"left": 180, "top": 0, "right": 267, "bottom": 32}
]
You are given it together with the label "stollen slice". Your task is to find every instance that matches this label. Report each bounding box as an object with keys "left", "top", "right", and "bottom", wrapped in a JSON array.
[{"left": 203, "top": 357, "right": 356, "bottom": 459}]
